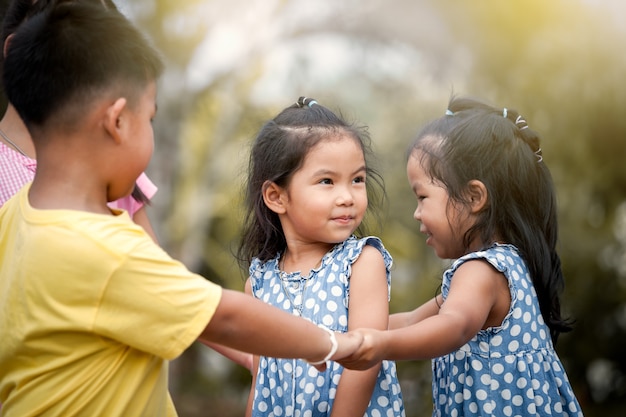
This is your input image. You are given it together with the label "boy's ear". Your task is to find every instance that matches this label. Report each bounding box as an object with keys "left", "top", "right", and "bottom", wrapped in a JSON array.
[
  {"left": 467, "top": 179, "right": 488, "bottom": 213},
  {"left": 102, "top": 98, "right": 128, "bottom": 144},
  {"left": 262, "top": 180, "right": 287, "bottom": 214}
]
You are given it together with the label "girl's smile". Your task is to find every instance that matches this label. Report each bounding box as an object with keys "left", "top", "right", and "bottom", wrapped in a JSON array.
[{"left": 278, "top": 135, "right": 368, "bottom": 247}]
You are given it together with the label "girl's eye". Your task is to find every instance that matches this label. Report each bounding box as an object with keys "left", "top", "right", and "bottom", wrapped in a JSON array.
[
  {"left": 353, "top": 176, "right": 366, "bottom": 184},
  {"left": 320, "top": 178, "right": 333, "bottom": 185}
]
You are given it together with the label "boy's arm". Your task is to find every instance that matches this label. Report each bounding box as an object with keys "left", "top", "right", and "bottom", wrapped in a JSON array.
[
  {"left": 198, "top": 278, "right": 254, "bottom": 371},
  {"left": 198, "top": 340, "right": 253, "bottom": 372},
  {"left": 198, "top": 288, "right": 362, "bottom": 365},
  {"left": 388, "top": 295, "right": 442, "bottom": 329},
  {"left": 330, "top": 245, "right": 388, "bottom": 417}
]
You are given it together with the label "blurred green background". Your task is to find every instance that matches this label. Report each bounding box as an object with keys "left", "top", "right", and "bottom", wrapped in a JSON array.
[{"left": 3, "top": 0, "right": 625, "bottom": 415}]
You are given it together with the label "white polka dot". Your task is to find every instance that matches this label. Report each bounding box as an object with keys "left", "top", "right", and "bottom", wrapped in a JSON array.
[
  {"left": 501, "top": 389, "right": 512, "bottom": 400},
  {"left": 493, "top": 363, "right": 504, "bottom": 375},
  {"left": 480, "top": 374, "right": 491, "bottom": 386},
  {"left": 476, "top": 389, "right": 488, "bottom": 400},
  {"left": 471, "top": 360, "right": 484, "bottom": 373},
  {"left": 525, "top": 294, "right": 533, "bottom": 306},
  {"left": 377, "top": 396, "right": 390, "bottom": 407}
]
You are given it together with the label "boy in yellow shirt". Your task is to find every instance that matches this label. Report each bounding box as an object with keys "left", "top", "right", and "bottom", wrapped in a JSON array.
[{"left": 0, "top": 3, "right": 361, "bottom": 416}]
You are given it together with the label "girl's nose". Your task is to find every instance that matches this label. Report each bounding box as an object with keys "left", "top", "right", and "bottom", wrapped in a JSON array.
[
  {"left": 336, "top": 188, "right": 354, "bottom": 206},
  {"left": 413, "top": 206, "right": 421, "bottom": 221}
]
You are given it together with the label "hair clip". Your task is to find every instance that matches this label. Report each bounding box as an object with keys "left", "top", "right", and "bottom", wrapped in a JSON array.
[
  {"left": 445, "top": 109, "right": 454, "bottom": 116},
  {"left": 296, "top": 96, "right": 318, "bottom": 108},
  {"left": 535, "top": 148, "right": 543, "bottom": 163},
  {"left": 515, "top": 115, "right": 529, "bottom": 130},
  {"left": 502, "top": 108, "right": 508, "bottom": 118}
]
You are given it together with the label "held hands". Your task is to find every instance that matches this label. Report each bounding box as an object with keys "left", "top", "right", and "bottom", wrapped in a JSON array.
[
  {"left": 308, "top": 329, "right": 364, "bottom": 372},
  {"left": 336, "top": 328, "right": 386, "bottom": 371}
]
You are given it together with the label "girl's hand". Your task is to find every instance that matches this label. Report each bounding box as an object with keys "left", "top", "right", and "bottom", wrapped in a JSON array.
[{"left": 336, "top": 328, "right": 386, "bottom": 371}]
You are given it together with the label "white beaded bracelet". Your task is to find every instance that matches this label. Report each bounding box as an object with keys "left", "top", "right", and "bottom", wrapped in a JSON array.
[{"left": 307, "top": 326, "right": 338, "bottom": 366}]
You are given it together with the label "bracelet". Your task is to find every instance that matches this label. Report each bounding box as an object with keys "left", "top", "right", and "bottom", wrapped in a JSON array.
[{"left": 307, "top": 326, "right": 338, "bottom": 366}]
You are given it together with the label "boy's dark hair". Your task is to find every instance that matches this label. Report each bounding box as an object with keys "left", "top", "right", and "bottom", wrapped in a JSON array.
[
  {"left": 1, "top": 0, "right": 119, "bottom": 46},
  {"left": 2, "top": 0, "right": 163, "bottom": 133},
  {"left": 237, "top": 96, "right": 385, "bottom": 269},
  {"left": 409, "top": 96, "right": 572, "bottom": 343}
]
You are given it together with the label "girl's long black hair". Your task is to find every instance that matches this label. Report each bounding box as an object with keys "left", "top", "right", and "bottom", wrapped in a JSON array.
[
  {"left": 236, "top": 97, "right": 385, "bottom": 270},
  {"left": 410, "top": 96, "right": 572, "bottom": 343}
]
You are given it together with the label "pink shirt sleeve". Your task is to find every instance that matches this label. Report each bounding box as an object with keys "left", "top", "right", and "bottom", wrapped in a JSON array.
[{"left": 107, "top": 173, "right": 158, "bottom": 217}]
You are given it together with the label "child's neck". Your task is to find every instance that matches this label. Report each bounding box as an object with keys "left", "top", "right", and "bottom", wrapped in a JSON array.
[
  {"left": 28, "top": 140, "right": 112, "bottom": 214},
  {"left": 281, "top": 242, "right": 334, "bottom": 275}
]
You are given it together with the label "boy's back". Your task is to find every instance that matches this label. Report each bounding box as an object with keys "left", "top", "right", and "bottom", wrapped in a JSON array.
[{"left": 0, "top": 186, "right": 221, "bottom": 416}]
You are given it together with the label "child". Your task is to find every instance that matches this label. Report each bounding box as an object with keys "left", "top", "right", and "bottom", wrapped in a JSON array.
[
  {"left": 0, "top": 0, "right": 158, "bottom": 242},
  {"left": 239, "top": 97, "right": 404, "bottom": 417},
  {"left": 339, "top": 96, "right": 584, "bottom": 416},
  {"left": 0, "top": 0, "right": 254, "bottom": 372},
  {"left": 0, "top": 4, "right": 362, "bottom": 416}
]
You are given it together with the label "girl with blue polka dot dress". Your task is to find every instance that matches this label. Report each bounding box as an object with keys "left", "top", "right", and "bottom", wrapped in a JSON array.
[
  {"left": 339, "top": 96, "right": 583, "bottom": 416},
  {"left": 237, "top": 97, "right": 405, "bottom": 417}
]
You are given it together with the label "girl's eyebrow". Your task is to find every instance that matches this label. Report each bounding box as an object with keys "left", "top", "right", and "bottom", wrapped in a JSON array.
[{"left": 312, "top": 165, "right": 366, "bottom": 177}]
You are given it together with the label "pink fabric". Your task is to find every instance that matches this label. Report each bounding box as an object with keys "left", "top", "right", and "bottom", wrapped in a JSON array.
[
  {"left": 0, "top": 141, "right": 157, "bottom": 216},
  {"left": 107, "top": 173, "right": 158, "bottom": 215},
  {"left": 0, "top": 141, "right": 36, "bottom": 206}
]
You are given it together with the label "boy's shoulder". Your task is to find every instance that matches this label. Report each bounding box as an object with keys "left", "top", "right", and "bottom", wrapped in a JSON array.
[{"left": 2, "top": 186, "right": 156, "bottom": 261}]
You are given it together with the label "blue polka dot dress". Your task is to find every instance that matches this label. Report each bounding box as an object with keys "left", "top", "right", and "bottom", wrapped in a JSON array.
[
  {"left": 250, "top": 236, "right": 405, "bottom": 417},
  {"left": 432, "top": 244, "right": 583, "bottom": 417}
]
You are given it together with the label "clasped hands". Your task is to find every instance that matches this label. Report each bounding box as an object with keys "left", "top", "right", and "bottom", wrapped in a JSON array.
[{"left": 322, "top": 328, "right": 386, "bottom": 372}]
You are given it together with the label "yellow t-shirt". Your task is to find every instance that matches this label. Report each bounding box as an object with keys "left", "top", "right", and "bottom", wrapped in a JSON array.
[{"left": 0, "top": 186, "right": 222, "bottom": 417}]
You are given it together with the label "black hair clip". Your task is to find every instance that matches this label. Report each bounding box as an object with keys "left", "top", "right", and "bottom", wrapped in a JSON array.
[{"left": 296, "top": 96, "right": 318, "bottom": 108}]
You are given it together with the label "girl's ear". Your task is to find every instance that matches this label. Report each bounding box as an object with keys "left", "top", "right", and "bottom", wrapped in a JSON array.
[
  {"left": 102, "top": 98, "right": 127, "bottom": 144},
  {"left": 3, "top": 33, "right": 14, "bottom": 58},
  {"left": 467, "top": 179, "right": 488, "bottom": 213},
  {"left": 262, "top": 180, "right": 287, "bottom": 214}
]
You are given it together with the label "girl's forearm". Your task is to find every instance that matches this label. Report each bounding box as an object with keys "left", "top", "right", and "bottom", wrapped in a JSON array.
[
  {"left": 329, "top": 365, "right": 381, "bottom": 417},
  {"left": 388, "top": 296, "right": 441, "bottom": 330}
]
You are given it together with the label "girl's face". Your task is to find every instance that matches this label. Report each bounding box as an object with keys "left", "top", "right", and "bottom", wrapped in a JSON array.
[
  {"left": 279, "top": 134, "right": 368, "bottom": 246},
  {"left": 406, "top": 150, "right": 473, "bottom": 259}
]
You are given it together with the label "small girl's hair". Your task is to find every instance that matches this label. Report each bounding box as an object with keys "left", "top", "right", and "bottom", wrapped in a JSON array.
[
  {"left": 410, "top": 96, "right": 572, "bottom": 343},
  {"left": 237, "top": 96, "right": 385, "bottom": 269}
]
